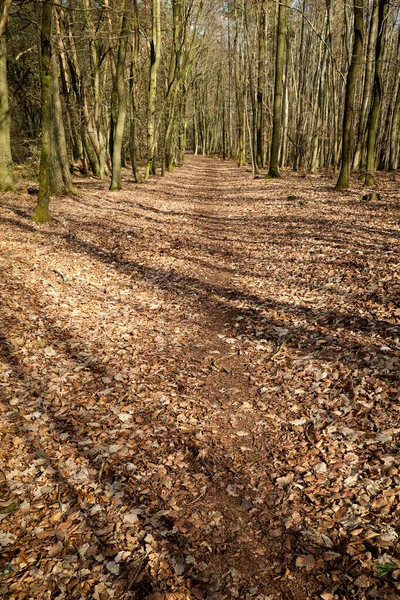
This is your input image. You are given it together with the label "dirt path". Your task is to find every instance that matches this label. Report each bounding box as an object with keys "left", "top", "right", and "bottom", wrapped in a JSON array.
[{"left": 0, "top": 158, "right": 399, "bottom": 599}]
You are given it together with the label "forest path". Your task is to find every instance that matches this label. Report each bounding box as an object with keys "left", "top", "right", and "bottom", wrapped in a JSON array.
[{"left": 1, "top": 158, "right": 399, "bottom": 600}]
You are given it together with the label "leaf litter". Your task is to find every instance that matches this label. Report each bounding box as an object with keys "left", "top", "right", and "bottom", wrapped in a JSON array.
[{"left": 0, "top": 158, "right": 399, "bottom": 599}]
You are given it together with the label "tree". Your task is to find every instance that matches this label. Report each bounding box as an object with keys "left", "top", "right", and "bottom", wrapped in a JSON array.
[
  {"left": 145, "top": 0, "right": 161, "bottom": 179},
  {"left": 256, "top": 0, "right": 266, "bottom": 169},
  {"left": 335, "top": 0, "right": 364, "bottom": 191},
  {"left": 2, "top": 0, "right": 399, "bottom": 189},
  {"left": 352, "top": 0, "right": 380, "bottom": 171},
  {"left": 81, "top": 0, "right": 107, "bottom": 179},
  {"left": 389, "top": 49, "right": 400, "bottom": 171},
  {"left": 365, "top": 0, "right": 387, "bottom": 186},
  {"left": 110, "top": 0, "right": 129, "bottom": 191},
  {"left": 33, "top": 0, "right": 52, "bottom": 223},
  {"left": 0, "top": 0, "right": 13, "bottom": 192},
  {"left": 129, "top": 0, "right": 142, "bottom": 183},
  {"left": 49, "top": 45, "right": 73, "bottom": 195},
  {"left": 267, "top": 0, "right": 286, "bottom": 179},
  {"left": 234, "top": 1, "right": 246, "bottom": 167}
]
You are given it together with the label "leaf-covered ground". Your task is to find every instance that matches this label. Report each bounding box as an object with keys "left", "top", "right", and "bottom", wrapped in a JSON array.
[{"left": 0, "top": 158, "right": 399, "bottom": 600}]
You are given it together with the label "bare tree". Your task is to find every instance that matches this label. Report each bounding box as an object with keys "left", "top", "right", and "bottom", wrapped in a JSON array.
[
  {"left": 0, "top": 0, "right": 13, "bottom": 192},
  {"left": 267, "top": 0, "right": 286, "bottom": 179},
  {"left": 335, "top": 0, "right": 364, "bottom": 191},
  {"left": 33, "top": 0, "right": 53, "bottom": 223}
]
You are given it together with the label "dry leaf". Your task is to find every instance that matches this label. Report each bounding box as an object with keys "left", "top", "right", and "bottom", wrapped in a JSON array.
[{"left": 295, "top": 555, "right": 316, "bottom": 571}]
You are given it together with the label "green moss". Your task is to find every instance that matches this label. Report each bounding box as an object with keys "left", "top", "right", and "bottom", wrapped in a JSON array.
[
  {"left": 265, "top": 169, "right": 280, "bottom": 180},
  {"left": 32, "top": 203, "right": 49, "bottom": 223}
]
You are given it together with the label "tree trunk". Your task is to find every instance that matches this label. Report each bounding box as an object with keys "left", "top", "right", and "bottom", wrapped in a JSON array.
[
  {"left": 34, "top": 1, "right": 52, "bottom": 223},
  {"left": 244, "top": 3, "right": 257, "bottom": 174},
  {"left": 365, "top": 1, "right": 387, "bottom": 187},
  {"left": 293, "top": 0, "right": 306, "bottom": 172},
  {"left": 389, "top": 74, "right": 400, "bottom": 171},
  {"left": 353, "top": 1, "right": 379, "bottom": 172},
  {"left": 335, "top": 0, "right": 364, "bottom": 191},
  {"left": 110, "top": 2, "right": 129, "bottom": 191},
  {"left": 267, "top": 0, "right": 286, "bottom": 178},
  {"left": 66, "top": 17, "right": 100, "bottom": 176},
  {"left": 256, "top": 1, "right": 266, "bottom": 169},
  {"left": 0, "top": 0, "right": 13, "bottom": 192},
  {"left": 81, "top": 0, "right": 107, "bottom": 179},
  {"left": 234, "top": 3, "right": 245, "bottom": 167},
  {"left": 49, "top": 49, "right": 73, "bottom": 195},
  {"left": 145, "top": 0, "right": 161, "bottom": 179},
  {"left": 129, "top": 0, "right": 142, "bottom": 183},
  {"left": 164, "top": 0, "right": 181, "bottom": 172}
]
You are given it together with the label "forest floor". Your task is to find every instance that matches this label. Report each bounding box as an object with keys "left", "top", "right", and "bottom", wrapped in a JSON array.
[{"left": 0, "top": 157, "right": 399, "bottom": 600}]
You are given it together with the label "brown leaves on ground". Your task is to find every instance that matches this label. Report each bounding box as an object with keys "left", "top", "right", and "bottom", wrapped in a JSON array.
[{"left": 0, "top": 158, "right": 399, "bottom": 600}]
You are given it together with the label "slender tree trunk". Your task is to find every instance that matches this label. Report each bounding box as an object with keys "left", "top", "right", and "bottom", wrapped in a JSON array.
[
  {"left": 281, "top": 32, "right": 290, "bottom": 168},
  {"left": 81, "top": 0, "right": 106, "bottom": 179},
  {"left": 145, "top": 0, "right": 161, "bottom": 179},
  {"left": 234, "top": 3, "right": 245, "bottom": 167},
  {"left": 53, "top": 6, "right": 81, "bottom": 164},
  {"left": 164, "top": 0, "right": 181, "bottom": 172},
  {"left": 110, "top": 2, "right": 129, "bottom": 191},
  {"left": 389, "top": 76, "right": 400, "bottom": 171},
  {"left": 244, "top": 3, "right": 257, "bottom": 174},
  {"left": 50, "top": 49, "right": 73, "bottom": 195},
  {"left": 365, "top": 1, "right": 387, "bottom": 186},
  {"left": 129, "top": 0, "right": 142, "bottom": 183},
  {"left": 179, "top": 79, "right": 188, "bottom": 163},
  {"left": 34, "top": 1, "right": 52, "bottom": 223},
  {"left": 256, "top": 1, "right": 266, "bottom": 169},
  {"left": 335, "top": 0, "right": 364, "bottom": 191},
  {"left": 267, "top": 0, "right": 286, "bottom": 178},
  {"left": 353, "top": 1, "right": 379, "bottom": 172},
  {"left": 0, "top": 0, "right": 13, "bottom": 192},
  {"left": 221, "top": 67, "right": 226, "bottom": 160},
  {"left": 293, "top": 0, "right": 306, "bottom": 171},
  {"left": 67, "top": 20, "right": 100, "bottom": 175}
]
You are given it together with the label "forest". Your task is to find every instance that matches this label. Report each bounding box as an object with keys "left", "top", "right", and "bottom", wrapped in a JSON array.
[
  {"left": 0, "top": 0, "right": 399, "bottom": 205},
  {"left": 0, "top": 0, "right": 399, "bottom": 599}
]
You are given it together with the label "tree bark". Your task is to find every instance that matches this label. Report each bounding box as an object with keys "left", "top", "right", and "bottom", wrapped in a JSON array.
[
  {"left": 66, "top": 15, "right": 100, "bottom": 175},
  {"left": 335, "top": 0, "right": 364, "bottom": 191},
  {"left": 129, "top": 0, "right": 142, "bottom": 183},
  {"left": 82, "top": 0, "right": 107, "bottom": 179},
  {"left": 352, "top": 0, "right": 379, "bottom": 171},
  {"left": 267, "top": 0, "right": 286, "bottom": 178},
  {"left": 110, "top": 1, "right": 129, "bottom": 191},
  {"left": 145, "top": 0, "right": 161, "bottom": 179},
  {"left": 49, "top": 48, "right": 73, "bottom": 195},
  {"left": 34, "top": 1, "right": 52, "bottom": 223},
  {"left": 234, "top": 2, "right": 246, "bottom": 167},
  {"left": 365, "top": 0, "right": 387, "bottom": 187},
  {"left": 389, "top": 74, "right": 400, "bottom": 171},
  {"left": 256, "top": 1, "right": 266, "bottom": 169},
  {"left": 0, "top": 0, "right": 13, "bottom": 192}
]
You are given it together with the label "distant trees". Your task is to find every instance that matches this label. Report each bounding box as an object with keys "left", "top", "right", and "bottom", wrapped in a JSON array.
[{"left": 0, "top": 0, "right": 399, "bottom": 220}]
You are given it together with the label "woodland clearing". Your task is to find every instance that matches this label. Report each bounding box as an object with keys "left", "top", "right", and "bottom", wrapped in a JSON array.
[{"left": 0, "top": 157, "right": 399, "bottom": 600}]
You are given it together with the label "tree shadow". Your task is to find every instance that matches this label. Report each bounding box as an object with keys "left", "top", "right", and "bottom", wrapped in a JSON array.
[{"left": 0, "top": 277, "right": 287, "bottom": 599}]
